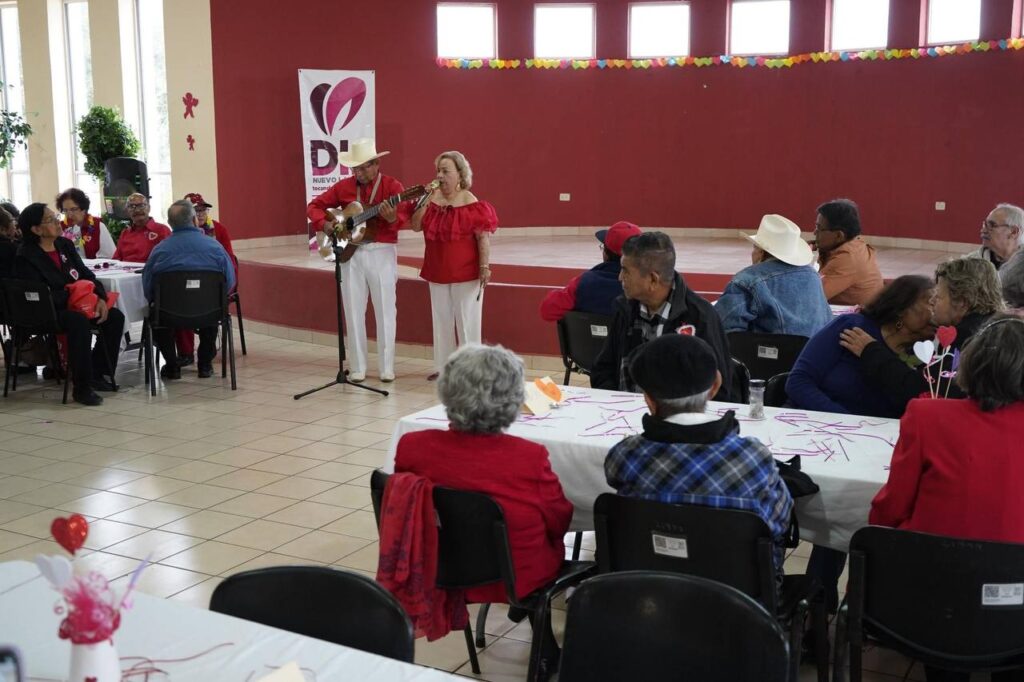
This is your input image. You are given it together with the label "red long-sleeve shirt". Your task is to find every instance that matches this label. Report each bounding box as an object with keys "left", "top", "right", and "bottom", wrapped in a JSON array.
[{"left": 112, "top": 219, "right": 171, "bottom": 263}]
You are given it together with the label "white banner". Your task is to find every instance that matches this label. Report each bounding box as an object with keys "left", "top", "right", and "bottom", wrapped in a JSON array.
[{"left": 298, "top": 69, "right": 375, "bottom": 244}]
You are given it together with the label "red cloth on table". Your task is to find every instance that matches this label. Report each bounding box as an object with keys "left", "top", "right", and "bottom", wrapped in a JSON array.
[
  {"left": 376, "top": 472, "right": 468, "bottom": 641},
  {"left": 112, "top": 219, "right": 171, "bottom": 263},
  {"left": 869, "top": 398, "right": 1024, "bottom": 543},
  {"left": 395, "top": 428, "right": 572, "bottom": 603},
  {"left": 306, "top": 174, "right": 406, "bottom": 243},
  {"left": 419, "top": 201, "right": 498, "bottom": 284}
]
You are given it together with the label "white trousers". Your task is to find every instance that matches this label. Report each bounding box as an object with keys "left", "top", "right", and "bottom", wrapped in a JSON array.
[
  {"left": 339, "top": 243, "right": 397, "bottom": 376},
  {"left": 428, "top": 280, "right": 483, "bottom": 372}
]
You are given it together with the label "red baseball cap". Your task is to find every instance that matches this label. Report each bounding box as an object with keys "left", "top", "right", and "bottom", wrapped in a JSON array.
[
  {"left": 184, "top": 192, "right": 212, "bottom": 208},
  {"left": 595, "top": 221, "right": 642, "bottom": 256}
]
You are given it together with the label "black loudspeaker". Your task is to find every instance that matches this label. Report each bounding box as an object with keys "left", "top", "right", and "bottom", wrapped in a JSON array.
[{"left": 103, "top": 157, "right": 149, "bottom": 219}]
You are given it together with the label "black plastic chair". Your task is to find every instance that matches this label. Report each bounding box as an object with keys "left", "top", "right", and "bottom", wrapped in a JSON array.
[
  {"left": 559, "top": 571, "right": 790, "bottom": 682},
  {"left": 210, "top": 565, "right": 414, "bottom": 662},
  {"left": 834, "top": 526, "right": 1024, "bottom": 682},
  {"left": 765, "top": 371, "right": 791, "bottom": 408},
  {"left": 1, "top": 279, "right": 116, "bottom": 403},
  {"left": 370, "top": 469, "right": 596, "bottom": 681},
  {"left": 728, "top": 332, "right": 809, "bottom": 381},
  {"left": 229, "top": 289, "right": 246, "bottom": 355},
  {"left": 143, "top": 270, "right": 236, "bottom": 394},
  {"left": 556, "top": 311, "right": 613, "bottom": 385},
  {"left": 593, "top": 493, "right": 827, "bottom": 682}
]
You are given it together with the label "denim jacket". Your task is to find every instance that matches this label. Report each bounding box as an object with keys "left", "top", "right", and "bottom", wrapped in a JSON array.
[{"left": 715, "top": 258, "right": 832, "bottom": 337}]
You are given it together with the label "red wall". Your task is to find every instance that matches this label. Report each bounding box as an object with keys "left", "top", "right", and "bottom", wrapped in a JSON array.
[{"left": 211, "top": 0, "right": 1024, "bottom": 243}]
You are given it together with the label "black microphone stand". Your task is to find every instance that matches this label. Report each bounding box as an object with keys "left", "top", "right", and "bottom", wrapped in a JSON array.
[{"left": 294, "top": 230, "right": 389, "bottom": 400}]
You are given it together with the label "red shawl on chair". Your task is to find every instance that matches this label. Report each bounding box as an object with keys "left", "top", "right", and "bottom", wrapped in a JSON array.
[{"left": 376, "top": 472, "right": 468, "bottom": 641}]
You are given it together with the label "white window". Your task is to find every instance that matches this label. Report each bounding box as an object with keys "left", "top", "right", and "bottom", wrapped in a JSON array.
[
  {"left": 0, "top": 4, "right": 29, "bottom": 209},
  {"left": 535, "top": 4, "right": 595, "bottom": 59},
  {"left": 729, "top": 0, "right": 790, "bottom": 55},
  {"left": 437, "top": 3, "right": 497, "bottom": 59},
  {"left": 64, "top": 0, "right": 100, "bottom": 210},
  {"left": 629, "top": 2, "right": 690, "bottom": 58},
  {"left": 134, "top": 0, "right": 171, "bottom": 222},
  {"left": 927, "top": 0, "right": 981, "bottom": 45},
  {"left": 831, "top": 0, "right": 889, "bottom": 51}
]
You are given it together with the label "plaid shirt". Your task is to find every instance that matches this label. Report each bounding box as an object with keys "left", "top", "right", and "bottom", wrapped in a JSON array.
[{"left": 605, "top": 413, "right": 794, "bottom": 571}]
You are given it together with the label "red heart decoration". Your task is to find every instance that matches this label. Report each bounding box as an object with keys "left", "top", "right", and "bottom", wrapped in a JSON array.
[
  {"left": 51, "top": 514, "right": 89, "bottom": 555},
  {"left": 937, "top": 326, "right": 957, "bottom": 348}
]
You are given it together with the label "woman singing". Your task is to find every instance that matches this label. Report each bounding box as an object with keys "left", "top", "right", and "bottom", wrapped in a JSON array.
[{"left": 410, "top": 151, "right": 498, "bottom": 379}]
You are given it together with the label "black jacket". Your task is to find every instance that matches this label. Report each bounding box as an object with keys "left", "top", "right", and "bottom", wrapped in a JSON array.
[
  {"left": 14, "top": 237, "right": 108, "bottom": 310},
  {"left": 858, "top": 311, "right": 990, "bottom": 414},
  {"left": 0, "top": 237, "right": 16, "bottom": 279},
  {"left": 590, "top": 273, "right": 738, "bottom": 402}
]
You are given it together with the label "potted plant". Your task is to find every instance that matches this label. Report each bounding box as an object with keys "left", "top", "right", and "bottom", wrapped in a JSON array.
[
  {"left": 0, "top": 81, "right": 32, "bottom": 169},
  {"left": 76, "top": 105, "right": 140, "bottom": 182}
]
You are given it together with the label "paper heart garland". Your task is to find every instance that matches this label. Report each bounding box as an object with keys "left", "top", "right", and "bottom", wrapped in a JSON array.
[
  {"left": 913, "top": 340, "right": 935, "bottom": 365},
  {"left": 936, "top": 326, "right": 957, "bottom": 348},
  {"left": 34, "top": 554, "right": 73, "bottom": 589},
  {"left": 51, "top": 514, "right": 89, "bottom": 555}
]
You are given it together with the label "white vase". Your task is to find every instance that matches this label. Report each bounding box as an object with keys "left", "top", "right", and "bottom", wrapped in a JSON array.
[{"left": 69, "top": 639, "right": 122, "bottom": 682}]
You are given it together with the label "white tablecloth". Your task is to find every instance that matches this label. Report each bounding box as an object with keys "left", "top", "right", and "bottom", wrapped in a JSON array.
[
  {"left": 85, "top": 259, "right": 147, "bottom": 326},
  {"left": 386, "top": 387, "right": 899, "bottom": 552},
  {"left": 0, "top": 560, "right": 460, "bottom": 681}
]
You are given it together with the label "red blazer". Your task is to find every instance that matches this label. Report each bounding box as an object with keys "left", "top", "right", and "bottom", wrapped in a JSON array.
[
  {"left": 870, "top": 398, "right": 1024, "bottom": 543},
  {"left": 395, "top": 428, "right": 573, "bottom": 603}
]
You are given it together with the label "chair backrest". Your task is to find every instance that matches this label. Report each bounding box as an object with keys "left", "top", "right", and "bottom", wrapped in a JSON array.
[
  {"left": 727, "top": 332, "right": 809, "bottom": 381},
  {"left": 369, "top": 469, "right": 517, "bottom": 599},
  {"left": 849, "top": 526, "right": 1024, "bottom": 665},
  {"left": 210, "top": 565, "right": 415, "bottom": 662},
  {"left": 764, "top": 371, "right": 790, "bottom": 408},
  {"left": 557, "top": 311, "right": 613, "bottom": 375},
  {"left": 152, "top": 270, "right": 227, "bottom": 328},
  {"left": 731, "top": 356, "right": 751, "bottom": 404},
  {"left": 1, "top": 279, "right": 59, "bottom": 332},
  {"left": 558, "top": 571, "right": 789, "bottom": 682},
  {"left": 593, "top": 493, "right": 778, "bottom": 612}
]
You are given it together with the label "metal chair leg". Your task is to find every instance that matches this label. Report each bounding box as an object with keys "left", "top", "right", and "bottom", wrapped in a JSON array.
[
  {"left": 221, "top": 320, "right": 227, "bottom": 378},
  {"left": 571, "top": 532, "right": 583, "bottom": 561},
  {"left": 10, "top": 329, "right": 20, "bottom": 392},
  {"left": 227, "top": 318, "right": 237, "bottom": 390},
  {"left": 462, "top": 625, "right": 481, "bottom": 674},
  {"left": 475, "top": 603, "right": 490, "bottom": 648},
  {"left": 4, "top": 329, "right": 18, "bottom": 397},
  {"left": 233, "top": 294, "right": 247, "bottom": 355}
]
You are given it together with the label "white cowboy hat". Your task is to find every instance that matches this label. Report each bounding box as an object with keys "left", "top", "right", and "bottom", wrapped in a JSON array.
[
  {"left": 337, "top": 138, "right": 390, "bottom": 168},
  {"left": 743, "top": 214, "right": 814, "bottom": 267}
]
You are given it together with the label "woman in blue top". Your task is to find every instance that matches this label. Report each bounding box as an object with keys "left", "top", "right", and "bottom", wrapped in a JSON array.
[{"left": 786, "top": 275, "right": 935, "bottom": 418}]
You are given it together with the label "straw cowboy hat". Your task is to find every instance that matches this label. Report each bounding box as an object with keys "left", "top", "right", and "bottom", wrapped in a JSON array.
[
  {"left": 744, "top": 214, "right": 814, "bottom": 266},
  {"left": 337, "top": 138, "right": 390, "bottom": 168}
]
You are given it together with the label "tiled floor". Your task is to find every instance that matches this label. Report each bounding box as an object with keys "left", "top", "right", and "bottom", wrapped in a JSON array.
[{"left": 0, "top": 331, "right": 928, "bottom": 680}]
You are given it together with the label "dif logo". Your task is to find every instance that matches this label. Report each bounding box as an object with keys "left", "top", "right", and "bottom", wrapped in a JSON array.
[{"left": 308, "top": 77, "right": 367, "bottom": 177}]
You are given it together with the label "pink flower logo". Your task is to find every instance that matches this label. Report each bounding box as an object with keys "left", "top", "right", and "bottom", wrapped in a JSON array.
[{"left": 309, "top": 78, "right": 366, "bottom": 136}]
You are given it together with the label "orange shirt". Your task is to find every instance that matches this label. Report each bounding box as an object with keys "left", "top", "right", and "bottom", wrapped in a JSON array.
[{"left": 819, "top": 236, "right": 884, "bottom": 305}]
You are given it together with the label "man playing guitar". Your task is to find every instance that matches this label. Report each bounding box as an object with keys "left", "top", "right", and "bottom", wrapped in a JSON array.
[{"left": 306, "top": 138, "right": 404, "bottom": 383}]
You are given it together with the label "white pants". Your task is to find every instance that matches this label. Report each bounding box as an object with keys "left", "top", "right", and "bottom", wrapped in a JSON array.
[
  {"left": 428, "top": 280, "right": 483, "bottom": 372},
  {"left": 339, "top": 243, "right": 397, "bottom": 377}
]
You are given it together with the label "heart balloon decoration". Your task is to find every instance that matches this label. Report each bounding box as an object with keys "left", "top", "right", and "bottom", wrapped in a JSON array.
[
  {"left": 936, "top": 325, "right": 957, "bottom": 348},
  {"left": 51, "top": 514, "right": 89, "bottom": 555},
  {"left": 913, "top": 340, "right": 935, "bottom": 365}
]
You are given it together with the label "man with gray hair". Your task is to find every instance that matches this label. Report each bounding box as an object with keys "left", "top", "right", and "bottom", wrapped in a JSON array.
[
  {"left": 590, "top": 230, "right": 737, "bottom": 401},
  {"left": 142, "top": 200, "right": 236, "bottom": 380},
  {"left": 112, "top": 192, "right": 171, "bottom": 262},
  {"left": 604, "top": 333, "right": 793, "bottom": 572},
  {"left": 967, "top": 203, "right": 1024, "bottom": 270}
]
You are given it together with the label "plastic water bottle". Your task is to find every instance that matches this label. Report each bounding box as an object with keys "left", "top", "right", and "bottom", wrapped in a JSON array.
[{"left": 748, "top": 379, "right": 766, "bottom": 420}]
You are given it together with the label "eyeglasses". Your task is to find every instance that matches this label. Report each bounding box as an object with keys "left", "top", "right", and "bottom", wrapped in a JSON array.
[
  {"left": 982, "top": 220, "right": 1014, "bottom": 231},
  {"left": 127, "top": 203, "right": 147, "bottom": 210},
  {"left": 40, "top": 215, "right": 59, "bottom": 225},
  {"left": 62, "top": 206, "right": 83, "bottom": 214}
]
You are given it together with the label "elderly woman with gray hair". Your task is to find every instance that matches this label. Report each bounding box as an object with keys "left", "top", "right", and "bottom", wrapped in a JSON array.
[
  {"left": 409, "top": 151, "right": 499, "bottom": 379},
  {"left": 393, "top": 343, "right": 573, "bottom": 606}
]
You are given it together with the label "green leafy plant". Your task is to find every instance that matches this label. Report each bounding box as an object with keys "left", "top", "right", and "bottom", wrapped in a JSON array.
[
  {"left": 77, "top": 106, "right": 140, "bottom": 182},
  {"left": 0, "top": 82, "right": 32, "bottom": 170},
  {"left": 102, "top": 213, "right": 130, "bottom": 244}
]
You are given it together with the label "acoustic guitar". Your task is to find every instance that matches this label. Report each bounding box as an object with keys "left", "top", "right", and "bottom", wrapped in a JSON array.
[{"left": 326, "top": 181, "right": 438, "bottom": 263}]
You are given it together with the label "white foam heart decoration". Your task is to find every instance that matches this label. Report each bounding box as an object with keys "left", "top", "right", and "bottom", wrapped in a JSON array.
[
  {"left": 913, "top": 340, "right": 935, "bottom": 365},
  {"left": 34, "top": 554, "right": 73, "bottom": 589}
]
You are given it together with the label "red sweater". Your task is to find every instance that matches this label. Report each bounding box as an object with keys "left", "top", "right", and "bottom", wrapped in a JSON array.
[
  {"left": 112, "top": 219, "right": 171, "bottom": 262},
  {"left": 306, "top": 174, "right": 406, "bottom": 243},
  {"left": 870, "top": 398, "right": 1024, "bottom": 543},
  {"left": 395, "top": 428, "right": 573, "bottom": 602}
]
